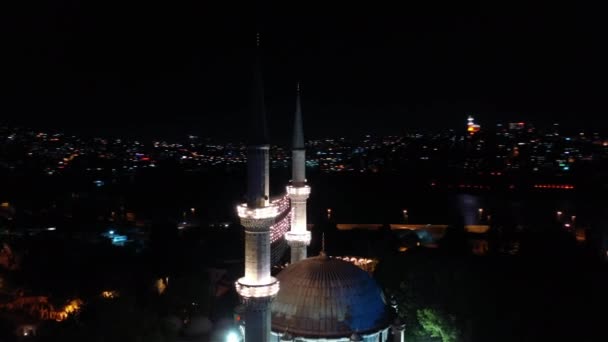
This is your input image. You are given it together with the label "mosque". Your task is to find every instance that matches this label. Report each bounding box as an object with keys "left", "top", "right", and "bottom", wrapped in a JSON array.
[{"left": 233, "top": 36, "right": 405, "bottom": 342}]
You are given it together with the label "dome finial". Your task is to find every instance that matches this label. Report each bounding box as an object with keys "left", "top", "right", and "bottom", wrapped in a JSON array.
[
  {"left": 280, "top": 328, "right": 294, "bottom": 341},
  {"left": 322, "top": 232, "right": 325, "bottom": 252},
  {"left": 319, "top": 232, "right": 328, "bottom": 259}
]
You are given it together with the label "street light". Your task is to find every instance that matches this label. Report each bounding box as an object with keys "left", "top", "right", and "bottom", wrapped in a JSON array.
[{"left": 226, "top": 331, "right": 240, "bottom": 342}]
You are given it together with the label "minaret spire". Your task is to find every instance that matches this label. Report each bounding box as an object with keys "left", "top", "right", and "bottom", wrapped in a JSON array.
[
  {"left": 250, "top": 32, "right": 269, "bottom": 147},
  {"left": 292, "top": 82, "right": 305, "bottom": 152},
  {"left": 246, "top": 32, "right": 270, "bottom": 208},
  {"left": 285, "top": 81, "right": 311, "bottom": 264}
]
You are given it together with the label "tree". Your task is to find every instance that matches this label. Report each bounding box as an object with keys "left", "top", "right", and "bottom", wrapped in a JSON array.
[
  {"left": 162, "top": 272, "right": 211, "bottom": 316},
  {"left": 417, "top": 308, "right": 459, "bottom": 342},
  {"left": 39, "top": 295, "right": 179, "bottom": 342},
  {"left": 376, "top": 250, "right": 466, "bottom": 342}
]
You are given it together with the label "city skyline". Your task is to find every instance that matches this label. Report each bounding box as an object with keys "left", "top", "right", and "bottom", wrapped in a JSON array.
[
  {"left": 2, "top": 3, "right": 608, "bottom": 341},
  {"left": 2, "top": 2, "right": 604, "bottom": 139}
]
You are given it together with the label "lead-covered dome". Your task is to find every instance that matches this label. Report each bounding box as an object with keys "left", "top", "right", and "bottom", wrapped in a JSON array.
[{"left": 271, "top": 254, "right": 389, "bottom": 338}]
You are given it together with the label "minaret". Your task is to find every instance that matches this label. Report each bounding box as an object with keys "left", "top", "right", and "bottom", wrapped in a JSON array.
[
  {"left": 391, "top": 319, "right": 406, "bottom": 342},
  {"left": 235, "top": 33, "right": 279, "bottom": 342},
  {"left": 285, "top": 82, "right": 311, "bottom": 263}
]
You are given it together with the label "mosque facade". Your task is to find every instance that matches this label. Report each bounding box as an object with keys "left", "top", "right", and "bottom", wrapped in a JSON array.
[{"left": 235, "top": 37, "right": 404, "bottom": 342}]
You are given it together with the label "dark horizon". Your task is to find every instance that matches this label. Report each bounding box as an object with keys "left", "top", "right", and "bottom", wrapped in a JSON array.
[{"left": 1, "top": 1, "right": 605, "bottom": 140}]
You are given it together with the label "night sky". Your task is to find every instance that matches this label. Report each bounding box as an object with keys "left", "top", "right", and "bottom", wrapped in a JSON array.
[{"left": 1, "top": 1, "right": 604, "bottom": 141}]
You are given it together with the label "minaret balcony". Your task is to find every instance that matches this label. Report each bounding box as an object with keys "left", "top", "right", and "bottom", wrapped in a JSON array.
[
  {"left": 285, "top": 231, "right": 311, "bottom": 245},
  {"left": 236, "top": 277, "right": 280, "bottom": 299},
  {"left": 237, "top": 203, "right": 280, "bottom": 220},
  {"left": 286, "top": 185, "right": 311, "bottom": 197}
]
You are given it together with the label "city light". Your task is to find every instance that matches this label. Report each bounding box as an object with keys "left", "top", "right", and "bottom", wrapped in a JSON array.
[
  {"left": 533, "top": 184, "right": 575, "bottom": 189},
  {"left": 467, "top": 115, "right": 481, "bottom": 135},
  {"left": 101, "top": 290, "right": 119, "bottom": 299}
]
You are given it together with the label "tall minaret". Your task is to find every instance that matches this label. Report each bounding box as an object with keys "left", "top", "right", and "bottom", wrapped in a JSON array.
[
  {"left": 235, "top": 33, "right": 279, "bottom": 342},
  {"left": 285, "top": 82, "right": 311, "bottom": 263}
]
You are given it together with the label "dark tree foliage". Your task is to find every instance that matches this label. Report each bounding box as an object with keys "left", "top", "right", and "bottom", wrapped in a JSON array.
[
  {"left": 376, "top": 228, "right": 608, "bottom": 342},
  {"left": 38, "top": 295, "right": 179, "bottom": 342}
]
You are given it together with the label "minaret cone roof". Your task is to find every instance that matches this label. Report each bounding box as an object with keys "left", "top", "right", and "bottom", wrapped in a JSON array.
[
  {"left": 250, "top": 33, "right": 269, "bottom": 146},
  {"left": 292, "top": 82, "right": 305, "bottom": 150}
]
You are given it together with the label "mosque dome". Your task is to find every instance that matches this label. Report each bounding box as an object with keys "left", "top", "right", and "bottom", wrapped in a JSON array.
[{"left": 271, "top": 254, "right": 390, "bottom": 338}]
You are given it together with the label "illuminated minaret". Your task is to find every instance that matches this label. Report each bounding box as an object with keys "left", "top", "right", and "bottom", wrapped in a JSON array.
[
  {"left": 235, "top": 33, "right": 279, "bottom": 342},
  {"left": 285, "top": 82, "right": 311, "bottom": 263}
]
